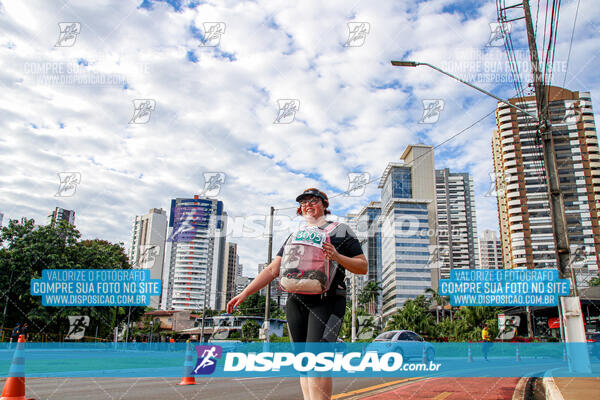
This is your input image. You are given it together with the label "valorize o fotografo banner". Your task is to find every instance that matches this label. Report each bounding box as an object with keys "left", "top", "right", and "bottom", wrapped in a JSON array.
[
  {"left": 30, "top": 269, "right": 161, "bottom": 306},
  {"left": 439, "top": 269, "right": 570, "bottom": 306},
  {"left": 1, "top": 343, "right": 597, "bottom": 378}
]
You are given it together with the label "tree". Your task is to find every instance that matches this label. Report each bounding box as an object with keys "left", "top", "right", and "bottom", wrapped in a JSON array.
[
  {"left": 358, "top": 281, "right": 383, "bottom": 315},
  {"left": 234, "top": 293, "right": 278, "bottom": 317},
  {"left": 0, "top": 218, "right": 146, "bottom": 340},
  {"left": 340, "top": 304, "right": 371, "bottom": 340},
  {"left": 448, "top": 306, "right": 502, "bottom": 341},
  {"left": 425, "top": 288, "right": 450, "bottom": 323},
  {"left": 241, "top": 319, "right": 260, "bottom": 341},
  {"left": 386, "top": 295, "right": 437, "bottom": 337}
]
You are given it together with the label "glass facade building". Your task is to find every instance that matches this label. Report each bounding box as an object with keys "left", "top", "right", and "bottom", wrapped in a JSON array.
[
  {"left": 355, "top": 202, "right": 383, "bottom": 313},
  {"left": 162, "top": 196, "right": 226, "bottom": 310},
  {"left": 378, "top": 145, "right": 437, "bottom": 318}
]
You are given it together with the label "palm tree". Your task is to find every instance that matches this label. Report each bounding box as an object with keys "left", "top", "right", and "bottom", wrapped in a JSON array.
[
  {"left": 358, "top": 281, "right": 383, "bottom": 315},
  {"left": 387, "top": 298, "right": 437, "bottom": 337},
  {"left": 425, "top": 288, "right": 449, "bottom": 323}
]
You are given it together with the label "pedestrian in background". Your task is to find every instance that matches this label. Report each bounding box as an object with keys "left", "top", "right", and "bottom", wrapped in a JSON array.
[
  {"left": 20, "top": 322, "right": 29, "bottom": 341},
  {"left": 482, "top": 323, "right": 492, "bottom": 361},
  {"left": 9, "top": 323, "right": 21, "bottom": 349}
]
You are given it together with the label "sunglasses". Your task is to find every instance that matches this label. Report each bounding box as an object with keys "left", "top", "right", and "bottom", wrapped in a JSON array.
[{"left": 299, "top": 198, "right": 321, "bottom": 206}]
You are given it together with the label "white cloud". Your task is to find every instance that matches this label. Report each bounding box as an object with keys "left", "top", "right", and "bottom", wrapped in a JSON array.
[{"left": 1, "top": 0, "right": 598, "bottom": 277}]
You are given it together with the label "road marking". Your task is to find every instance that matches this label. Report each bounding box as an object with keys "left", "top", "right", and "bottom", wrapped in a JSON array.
[
  {"left": 331, "top": 377, "right": 423, "bottom": 399},
  {"left": 431, "top": 392, "right": 452, "bottom": 400},
  {"left": 232, "top": 377, "right": 267, "bottom": 381}
]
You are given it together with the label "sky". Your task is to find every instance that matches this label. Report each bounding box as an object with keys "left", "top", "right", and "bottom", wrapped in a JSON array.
[{"left": 1, "top": 0, "right": 599, "bottom": 277}]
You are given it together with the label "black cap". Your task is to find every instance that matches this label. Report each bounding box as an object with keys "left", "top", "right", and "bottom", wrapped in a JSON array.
[{"left": 296, "top": 188, "right": 329, "bottom": 207}]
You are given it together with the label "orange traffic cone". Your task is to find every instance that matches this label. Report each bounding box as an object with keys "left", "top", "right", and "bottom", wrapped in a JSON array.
[
  {"left": 467, "top": 341, "right": 473, "bottom": 363},
  {"left": 1, "top": 335, "right": 35, "bottom": 400},
  {"left": 178, "top": 340, "right": 196, "bottom": 385}
]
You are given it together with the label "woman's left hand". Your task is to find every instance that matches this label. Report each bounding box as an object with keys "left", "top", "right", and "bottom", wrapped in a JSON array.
[{"left": 323, "top": 242, "right": 341, "bottom": 262}]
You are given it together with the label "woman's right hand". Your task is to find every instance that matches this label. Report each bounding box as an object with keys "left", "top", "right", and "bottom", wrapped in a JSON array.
[{"left": 226, "top": 292, "right": 248, "bottom": 314}]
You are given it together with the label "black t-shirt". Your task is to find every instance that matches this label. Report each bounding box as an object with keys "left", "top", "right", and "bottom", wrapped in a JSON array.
[{"left": 276, "top": 221, "right": 363, "bottom": 299}]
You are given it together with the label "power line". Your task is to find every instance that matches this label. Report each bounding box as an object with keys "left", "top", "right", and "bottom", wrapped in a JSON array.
[
  {"left": 497, "top": 1, "right": 548, "bottom": 187},
  {"left": 275, "top": 109, "right": 497, "bottom": 212},
  {"left": 562, "top": 0, "right": 581, "bottom": 88}
]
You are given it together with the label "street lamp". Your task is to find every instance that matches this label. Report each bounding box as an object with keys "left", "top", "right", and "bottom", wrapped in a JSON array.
[
  {"left": 149, "top": 320, "right": 154, "bottom": 345},
  {"left": 390, "top": 60, "right": 538, "bottom": 120}
]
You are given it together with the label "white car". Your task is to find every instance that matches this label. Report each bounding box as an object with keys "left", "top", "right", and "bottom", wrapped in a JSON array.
[{"left": 368, "top": 330, "right": 435, "bottom": 362}]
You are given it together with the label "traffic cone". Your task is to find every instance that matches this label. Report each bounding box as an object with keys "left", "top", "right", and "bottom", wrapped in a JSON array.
[
  {"left": 515, "top": 345, "right": 521, "bottom": 362},
  {"left": 1, "top": 335, "right": 35, "bottom": 400},
  {"left": 467, "top": 341, "right": 473, "bottom": 363},
  {"left": 178, "top": 340, "right": 196, "bottom": 385}
]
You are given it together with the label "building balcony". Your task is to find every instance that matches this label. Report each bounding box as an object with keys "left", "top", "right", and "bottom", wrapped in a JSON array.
[
  {"left": 509, "top": 215, "right": 523, "bottom": 223},
  {"left": 510, "top": 223, "right": 524, "bottom": 231},
  {"left": 498, "top": 113, "right": 513, "bottom": 123}
]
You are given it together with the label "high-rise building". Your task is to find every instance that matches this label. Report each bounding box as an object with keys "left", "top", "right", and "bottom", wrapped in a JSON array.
[
  {"left": 355, "top": 203, "right": 383, "bottom": 313},
  {"left": 493, "top": 86, "right": 600, "bottom": 284},
  {"left": 378, "top": 145, "right": 437, "bottom": 318},
  {"left": 435, "top": 168, "right": 479, "bottom": 277},
  {"left": 128, "top": 208, "right": 168, "bottom": 309},
  {"left": 235, "top": 262, "right": 245, "bottom": 293},
  {"left": 236, "top": 274, "right": 252, "bottom": 295},
  {"left": 478, "top": 230, "right": 503, "bottom": 269},
  {"left": 492, "top": 131, "right": 513, "bottom": 269},
  {"left": 220, "top": 242, "right": 238, "bottom": 310},
  {"left": 345, "top": 213, "right": 367, "bottom": 296},
  {"left": 0, "top": 212, "right": 4, "bottom": 227},
  {"left": 48, "top": 207, "right": 75, "bottom": 227},
  {"left": 161, "top": 196, "right": 226, "bottom": 310}
]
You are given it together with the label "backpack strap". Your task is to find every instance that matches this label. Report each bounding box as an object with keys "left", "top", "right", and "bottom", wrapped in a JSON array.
[{"left": 321, "top": 221, "right": 339, "bottom": 234}]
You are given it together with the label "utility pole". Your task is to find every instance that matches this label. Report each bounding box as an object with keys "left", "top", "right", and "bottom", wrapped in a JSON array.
[
  {"left": 522, "top": 0, "right": 572, "bottom": 280},
  {"left": 522, "top": 1, "right": 588, "bottom": 369},
  {"left": 200, "top": 288, "right": 208, "bottom": 342},
  {"left": 263, "top": 206, "right": 275, "bottom": 342},
  {"left": 351, "top": 275, "right": 357, "bottom": 342}
]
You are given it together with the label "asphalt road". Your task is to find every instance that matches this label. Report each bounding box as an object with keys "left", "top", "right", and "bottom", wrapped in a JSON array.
[
  {"left": 6, "top": 376, "right": 416, "bottom": 400},
  {"left": 0, "top": 355, "right": 570, "bottom": 399}
]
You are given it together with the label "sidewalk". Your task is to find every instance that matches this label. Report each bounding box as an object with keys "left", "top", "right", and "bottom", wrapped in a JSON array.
[{"left": 546, "top": 377, "right": 600, "bottom": 400}]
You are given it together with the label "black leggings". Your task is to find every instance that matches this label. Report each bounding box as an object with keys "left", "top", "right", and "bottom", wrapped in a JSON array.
[{"left": 286, "top": 294, "right": 346, "bottom": 342}]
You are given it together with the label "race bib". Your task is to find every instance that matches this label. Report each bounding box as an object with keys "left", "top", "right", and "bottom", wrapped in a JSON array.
[{"left": 290, "top": 228, "right": 326, "bottom": 248}]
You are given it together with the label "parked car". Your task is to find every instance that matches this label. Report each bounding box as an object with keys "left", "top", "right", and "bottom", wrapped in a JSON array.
[{"left": 368, "top": 330, "right": 435, "bottom": 362}]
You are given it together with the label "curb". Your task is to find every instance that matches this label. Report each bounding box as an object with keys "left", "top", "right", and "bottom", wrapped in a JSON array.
[
  {"left": 511, "top": 376, "right": 528, "bottom": 400},
  {"left": 542, "top": 369, "right": 565, "bottom": 400}
]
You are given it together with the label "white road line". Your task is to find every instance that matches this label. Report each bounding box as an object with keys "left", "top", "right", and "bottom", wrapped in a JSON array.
[{"left": 233, "top": 377, "right": 271, "bottom": 381}]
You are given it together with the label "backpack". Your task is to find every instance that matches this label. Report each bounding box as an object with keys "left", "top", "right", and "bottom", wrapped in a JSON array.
[{"left": 279, "top": 222, "right": 339, "bottom": 295}]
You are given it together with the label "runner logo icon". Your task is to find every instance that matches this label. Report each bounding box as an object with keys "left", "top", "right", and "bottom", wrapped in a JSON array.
[{"left": 193, "top": 345, "right": 222, "bottom": 375}]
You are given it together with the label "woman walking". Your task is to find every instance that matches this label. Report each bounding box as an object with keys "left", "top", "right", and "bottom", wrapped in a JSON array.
[{"left": 227, "top": 188, "right": 367, "bottom": 400}]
